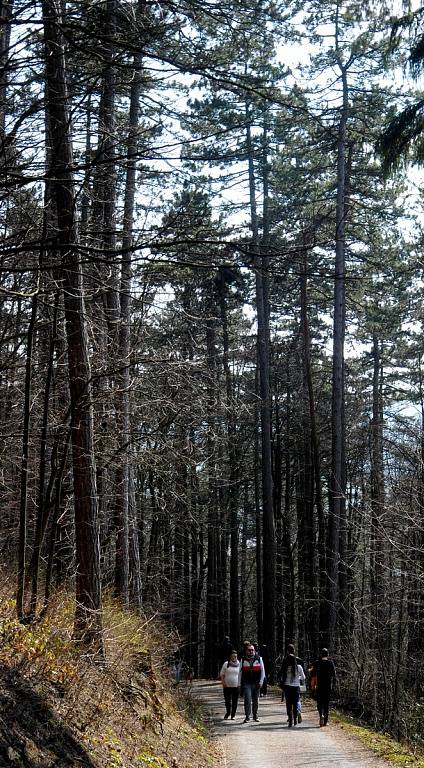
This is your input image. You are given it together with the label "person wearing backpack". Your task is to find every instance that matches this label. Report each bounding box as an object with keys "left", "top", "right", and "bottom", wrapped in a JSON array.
[
  {"left": 278, "top": 644, "right": 306, "bottom": 727},
  {"left": 219, "top": 650, "right": 240, "bottom": 720},
  {"left": 238, "top": 643, "right": 265, "bottom": 723}
]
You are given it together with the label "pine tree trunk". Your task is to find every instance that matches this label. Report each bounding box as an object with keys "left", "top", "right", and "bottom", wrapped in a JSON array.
[
  {"left": 273, "top": 377, "right": 285, "bottom": 654},
  {"left": 16, "top": 293, "right": 38, "bottom": 620},
  {"left": 407, "top": 356, "right": 424, "bottom": 692},
  {"left": 42, "top": 430, "right": 71, "bottom": 614},
  {"left": 283, "top": 363, "right": 295, "bottom": 645},
  {"left": 0, "top": 0, "right": 13, "bottom": 140},
  {"left": 190, "top": 456, "right": 204, "bottom": 676},
  {"left": 29, "top": 291, "right": 60, "bottom": 618},
  {"left": 114, "top": 25, "right": 144, "bottom": 609},
  {"left": 300, "top": 246, "right": 321, "bottom": 655},
  {"left": 217, "top": 268, "right": 240, "bottom": 650},
  {"left": 240, "top": 477, "right": 249, "bottom": 643},
  {"left": 370, "top": 333, "right": 391, "bottom": 726},
  {"left": 128, "top": 466, "right": 142, "bottom": 612},
  {"left": 42, "top": 0, "right": 102, "bottom": 649},
  {"left": 254, "top": 370, "right": 263, "bottom": 643},
  {"left": 203, "top": 314, "right": 219, "bottom": 677},
  {"left": 327, "top": 62, "right": 348, "bottom": 647},
  {"left": 246, "top": 108, "right": 276, "bottom": 665}
]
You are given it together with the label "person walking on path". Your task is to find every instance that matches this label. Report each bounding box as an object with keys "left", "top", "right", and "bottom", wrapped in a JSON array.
[
  {"left": 295, "top": 652, "right": 306, "bottom": 723},
  {"left": 238, "top": 643, "right": 265, "bottom": 723},
  {"left": 309, "top": 647, "right": 336, "bottom": 727},
  {"left": 278, "top": 644, "right": 305, "bottom": 727},
  {"left": 258, "top": 644, "right": 271, "bottom": 695},
  {"left": 219, "top": 650, "right": 240, "bottom": 720}
]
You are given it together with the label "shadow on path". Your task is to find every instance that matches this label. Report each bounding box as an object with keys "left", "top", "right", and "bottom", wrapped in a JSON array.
[
  {"left": 0, "top": 664, "right": 96, "bottom": 767},
  {"left": 193, "top": 679, "right": 392, "bottom": 768}
]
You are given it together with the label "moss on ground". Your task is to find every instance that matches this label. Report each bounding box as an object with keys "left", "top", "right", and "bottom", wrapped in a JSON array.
[{"left": 333, "top": 712, "right": 424, "bottom": 768}]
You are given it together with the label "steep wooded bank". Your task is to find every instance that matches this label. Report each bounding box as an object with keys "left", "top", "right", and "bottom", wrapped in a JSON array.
[
  {"left": 0, "top": 0, "right": 423, "bottom": 750},
  {"left": 0, "top": 580, "right": 220, "bottom": 767}
]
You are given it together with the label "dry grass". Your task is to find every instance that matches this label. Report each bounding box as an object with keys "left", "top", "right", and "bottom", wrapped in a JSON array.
[{"left": 0, "top": 578, "right": 221, "bottom": 768}]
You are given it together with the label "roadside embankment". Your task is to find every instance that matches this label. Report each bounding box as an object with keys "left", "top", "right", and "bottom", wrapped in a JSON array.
[{"left": 0, "top": 586, "right": 221, "bottom": 768}]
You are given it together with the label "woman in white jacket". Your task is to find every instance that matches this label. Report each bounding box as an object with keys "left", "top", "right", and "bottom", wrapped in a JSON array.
[
  {"left": 278, "top": 644, "right": 305, "bottom": 727},
  {"left": 219, "top": 650, "right": 240, "bottom": 719}
]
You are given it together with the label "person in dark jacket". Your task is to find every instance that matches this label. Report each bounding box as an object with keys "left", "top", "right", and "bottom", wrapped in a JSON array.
[
  {"left": 259, "top": 644, "right": 270, "bottom": 695},
  {"left": 309, "top": 648, "right": 336, "bottom": 726},
  {"left": 238, "top": 644, "right": 265, "bottom": 723}
]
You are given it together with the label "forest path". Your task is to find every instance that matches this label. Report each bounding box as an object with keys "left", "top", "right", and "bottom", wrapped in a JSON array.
[{"left": 193, "top": 680, "right": 391, "bottom": 768}]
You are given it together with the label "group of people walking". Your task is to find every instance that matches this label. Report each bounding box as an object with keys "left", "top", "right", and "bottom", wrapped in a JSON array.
[
  {"left": 219, "top": 640, "right": 336, "bottom": 728},
  {"left": 219, "top": 641, "right": 265, "bottom": 722}
]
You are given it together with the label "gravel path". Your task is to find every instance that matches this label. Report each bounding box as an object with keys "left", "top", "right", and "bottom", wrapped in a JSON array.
[{"left": 194, "top": 680, "right": 392, "bottom": 768}]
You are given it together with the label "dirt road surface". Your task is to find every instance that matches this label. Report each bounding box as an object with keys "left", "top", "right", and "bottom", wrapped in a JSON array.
[{"left": 194, "top": 680, "right": 392, "bottom": 768}]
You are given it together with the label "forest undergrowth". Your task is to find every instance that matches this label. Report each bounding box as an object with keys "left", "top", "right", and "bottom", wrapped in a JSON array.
[
  {"left": 0, "top": 575, "right": 221, "bottom": 768},
  {"left": 332, "top": 712, "right": 424, "bottom": 768}
]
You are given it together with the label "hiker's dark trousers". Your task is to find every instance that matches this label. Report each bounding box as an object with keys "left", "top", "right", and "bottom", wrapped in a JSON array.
[
  {"left": 284, "top": 685, "right": 300, "bottom": 724},
  {"left": 317, "top": 689, "right": 331, "bottom": 724},
  {"left": 224, "top": 687, "right": 239, "bottom": 717}
]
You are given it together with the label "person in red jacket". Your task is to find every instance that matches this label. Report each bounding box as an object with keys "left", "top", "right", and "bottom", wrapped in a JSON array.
[{"left": 238, "top": 644, "right": 265, "bottom": 723}]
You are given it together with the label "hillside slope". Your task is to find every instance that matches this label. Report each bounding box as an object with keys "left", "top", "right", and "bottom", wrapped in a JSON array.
[{"left": 0, "top": 587, "right": 220, "bottom": 768}]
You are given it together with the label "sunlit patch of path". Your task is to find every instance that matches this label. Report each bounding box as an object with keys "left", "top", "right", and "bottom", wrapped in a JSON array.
[{"left": 193, "top": 680, "right": 391, "bottom": 768}]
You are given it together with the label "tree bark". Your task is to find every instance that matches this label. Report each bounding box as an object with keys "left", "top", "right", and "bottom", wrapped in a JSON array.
[
  {"left": 203, "top": 311, "right": 220, "bottom": 677},
  {"left": 246, "top": 105, "right": 276, "bottom": 664},
  {"left": 113, "top": 15, "right": 144, "bottom": 608},
  {"left": 327, "top": 57, "right": 348, "bottom": 647},
  {"left": 16, "top": 292, "right": 38, "bottom": 620},
  {"left": 217, "top": 268, "right": 240, "bottom": 650},
  {"left": 29, "top": 290, "right": 60, "bottom": 618},
  {"left": 300, "top": 244, "right": 322, "bottom": 655},
  {"left": 42, "top": 0, "right": 103, "bottom": 649}
]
